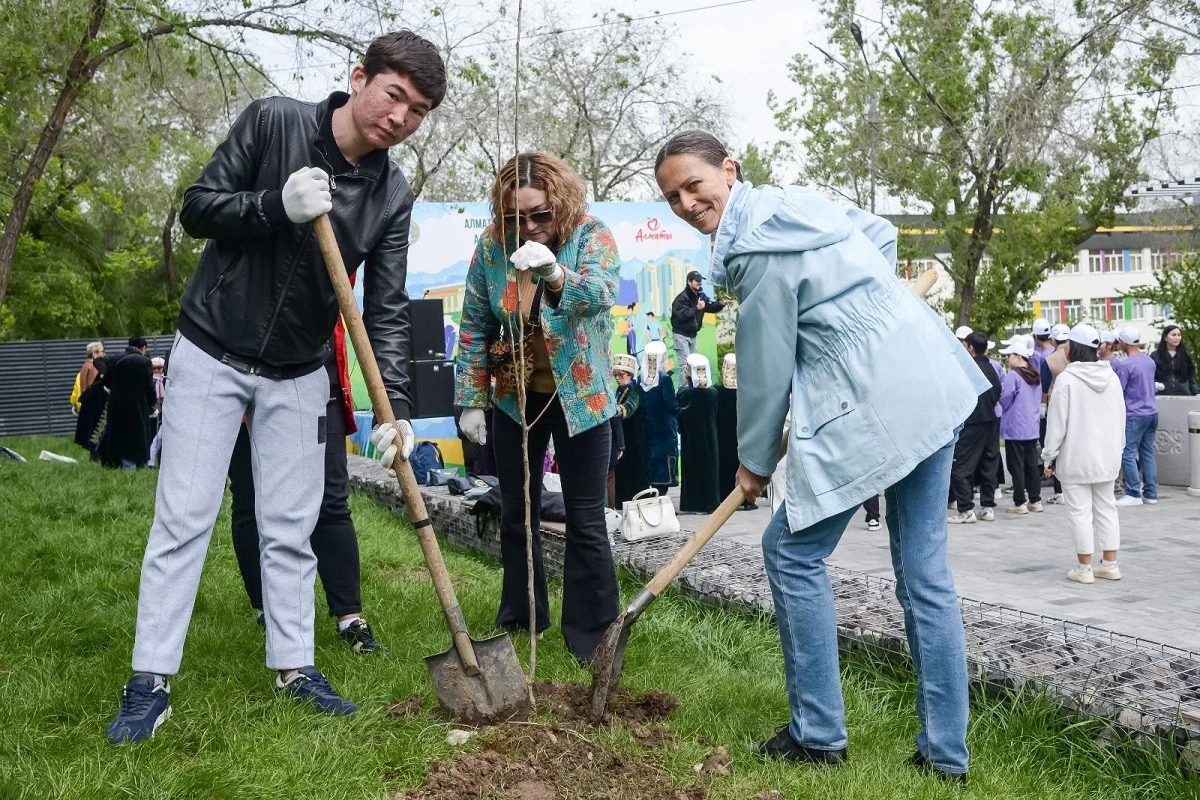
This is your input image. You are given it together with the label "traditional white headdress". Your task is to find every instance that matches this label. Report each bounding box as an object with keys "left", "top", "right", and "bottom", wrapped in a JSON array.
[
  {"left": 641, "top": 341, "right": 666, "bottom": 390},
  {"left": 687, "top": 353, "right": 712, "bottom": 389},
  {"left": 722, "top": 353, "right": 737, "bottom": 389},
  {"left": 612, "top": 353, "right": 638, "bottom": 379}
]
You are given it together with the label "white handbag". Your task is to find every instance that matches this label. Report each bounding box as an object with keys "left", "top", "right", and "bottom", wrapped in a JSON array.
[{"left": 620, "top": 489, "right": 681, "bottom": 542}]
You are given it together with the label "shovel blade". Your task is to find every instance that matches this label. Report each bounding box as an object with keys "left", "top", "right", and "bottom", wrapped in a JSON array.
[
  {"left": 588, "top": 613, "right": 633, "bottom": 723},
  {"left": 425, "top": 633, "right": 530, "bottom": 725}
]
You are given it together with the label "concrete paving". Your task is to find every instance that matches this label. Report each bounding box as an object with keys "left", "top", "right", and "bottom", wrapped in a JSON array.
[{"left": 673, "top": 484, "right": 1200, "bottom": 653}]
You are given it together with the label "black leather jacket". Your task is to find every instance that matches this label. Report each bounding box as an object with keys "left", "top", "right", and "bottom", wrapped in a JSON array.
[{"left": 178, "top": 92, "right": 413, "bottom": 419}]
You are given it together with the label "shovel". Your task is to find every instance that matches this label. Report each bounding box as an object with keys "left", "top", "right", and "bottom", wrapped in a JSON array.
[
  {"left": 314, "top": 215, "right": 530, "bottom": 725},
  {"left": 589, "top": 267, "right": 942, "bottom": 722}
]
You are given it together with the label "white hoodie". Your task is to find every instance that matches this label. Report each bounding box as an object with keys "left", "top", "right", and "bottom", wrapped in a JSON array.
[{"left": 1042, "top": 361, "right": 1126, "bottom": 484}]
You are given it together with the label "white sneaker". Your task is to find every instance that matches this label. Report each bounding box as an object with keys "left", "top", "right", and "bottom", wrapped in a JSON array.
[
  {"left": 978, "top": 508, "right": 995, "bottom": 522},
  {"left": 1007, "top": 504, "right": 1029, "bottom": 515},
  {"left": 948, "top": 510, "right": 977, "bottom": 524},
  {"left": 1027, "top": 501, "right": 1044, "bottom": 513},
  {"left": 1092, "top": 562, "right": 1122, "bottom": 580},
  {"left": 1115, "top": 495, "right": 1144, "bottom": 508},
  {"left": 866, "top": 518, "right": 882, "bottom": 531},
  {"left": 1067, "top": 566, "right": 1095, "bottom": 584},
  {"left": 1143, "top": 498, "right": 1158, "bottom": 505}
]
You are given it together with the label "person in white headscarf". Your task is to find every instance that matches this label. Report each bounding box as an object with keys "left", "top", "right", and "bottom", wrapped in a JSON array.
[
  {"left": 679, "top": 353, "right": 721, "bottom": 512},
  {"left": 638, "top": 341, "right": 679, "bottom": 495}
]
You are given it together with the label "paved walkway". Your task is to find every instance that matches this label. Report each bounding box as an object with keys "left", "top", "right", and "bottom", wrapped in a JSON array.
[{"left": 695, "top": 485, "right": 1200, "bottom": 653}]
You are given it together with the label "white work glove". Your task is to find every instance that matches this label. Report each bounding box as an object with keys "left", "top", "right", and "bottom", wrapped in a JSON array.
[
  {"left": 510, "top": 241, "right": 564, "bottom": 284},
  {"left": 281, "top": 167, "right": 333, "bottom": 224},
  {"left": 1154, "top": 382, "right": 1165, "bottom": 393},
  {"left": 369, "top": 420, "right": 415, "bottom": 472},
  {"left": 459, "top": 408, "right": 487, "bottom": 445}
]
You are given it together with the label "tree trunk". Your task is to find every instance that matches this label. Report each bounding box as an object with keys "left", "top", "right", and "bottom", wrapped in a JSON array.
[
  {"left": 162, "top": 203, "right": 178, "bottom": 292},
  {"left": 0, "top": 0, "right": 105, "bottom": 308}
]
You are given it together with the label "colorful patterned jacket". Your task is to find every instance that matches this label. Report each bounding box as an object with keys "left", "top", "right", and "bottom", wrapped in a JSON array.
[{"left": 454, "top": 216, "right": 621, "bottom": 437}]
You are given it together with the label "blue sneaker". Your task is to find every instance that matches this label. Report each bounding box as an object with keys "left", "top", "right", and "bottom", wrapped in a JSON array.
[
  {"left": 275, "top": 666, "right": 358, "bottom": 715},
  {"left": 106, "top": 673, "right": 171, "bottom": 745}
]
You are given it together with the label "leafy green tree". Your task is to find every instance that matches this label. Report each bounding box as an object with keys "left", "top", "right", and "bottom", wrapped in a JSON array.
[
  {"left": 0, "top": 0, "right": 364, "bottom": 310},
  {"left": 771, "top": 0, "right": 1182, "bottom": 332},
  {"left": 1127, "top": 252, "right": 1200, "bottom": 355},
  {"left": 736, "top": 142, "right": 783, "bottom": 186}
]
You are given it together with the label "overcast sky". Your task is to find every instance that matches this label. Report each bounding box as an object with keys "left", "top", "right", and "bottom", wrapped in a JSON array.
[{"left": 255, "top": 0, "right": 1199, "bottom": 200}]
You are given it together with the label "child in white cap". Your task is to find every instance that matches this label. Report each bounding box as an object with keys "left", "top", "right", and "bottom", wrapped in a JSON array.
[{"left": 1041, "top": 324, "right": 1125, "bottom": 583}]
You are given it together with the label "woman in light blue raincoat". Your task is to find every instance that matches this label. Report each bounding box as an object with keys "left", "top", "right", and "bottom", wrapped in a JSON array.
[{"left": 655, "top": 131, "right": 989, "bottom": 784}]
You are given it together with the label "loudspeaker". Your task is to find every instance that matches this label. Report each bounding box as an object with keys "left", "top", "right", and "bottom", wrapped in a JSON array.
[
  {"left": 409, "top": 298, "right": 446, "bottom": 360},
  {"left": 411, "top": 359, "right": 454, "bottom": 419}
]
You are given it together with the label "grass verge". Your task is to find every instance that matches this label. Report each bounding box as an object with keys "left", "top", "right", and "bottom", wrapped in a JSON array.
[{"left": 1, "top": 435, "right": 1196, "bottom": 799}]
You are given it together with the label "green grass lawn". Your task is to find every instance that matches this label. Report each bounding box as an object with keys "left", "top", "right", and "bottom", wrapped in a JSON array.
[{"left": 1, "top": 434, "right": 1196, "bottom": 799}]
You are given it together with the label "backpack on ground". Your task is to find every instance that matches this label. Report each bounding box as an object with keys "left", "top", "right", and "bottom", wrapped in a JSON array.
[{"left": 408, "top": 441, "right": 444, "bottom": 485}]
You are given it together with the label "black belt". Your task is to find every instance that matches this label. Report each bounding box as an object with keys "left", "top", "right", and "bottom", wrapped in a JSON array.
[{"left": 218, "top": 352, "right": 321, "bottom": 380}]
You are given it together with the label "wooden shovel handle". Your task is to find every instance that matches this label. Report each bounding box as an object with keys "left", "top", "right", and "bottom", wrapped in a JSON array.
[
  {"left": 313, "top": 215, "right": 480, "bottom": 674},
  {"left": 645, "top": 488, "right": 745, "bottom": 597}
]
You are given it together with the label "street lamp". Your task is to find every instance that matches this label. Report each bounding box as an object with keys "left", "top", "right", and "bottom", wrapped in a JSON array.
[{"left": 849, "top": 21, "right": 878, "bottom": 213}]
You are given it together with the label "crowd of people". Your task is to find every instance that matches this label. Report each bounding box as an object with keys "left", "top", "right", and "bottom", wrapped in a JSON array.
[
  {"left": 71, "top": 337, "right": 162, "bottom": 469},
  {"left": 78, "top": 24, "right": 1199, "bottom": 790},
  {"left": 937, "top": 314, "right": 1196, "bottom": 584}
]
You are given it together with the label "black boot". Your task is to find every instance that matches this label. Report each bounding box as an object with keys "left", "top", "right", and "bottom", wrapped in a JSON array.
[{"left": 909, "top": 751, "right": 967, "bottom": 787}]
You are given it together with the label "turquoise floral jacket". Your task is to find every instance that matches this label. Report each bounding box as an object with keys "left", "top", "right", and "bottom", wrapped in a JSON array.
[{"left": 454, "top": 216, "right": 621, "bottom": 437}]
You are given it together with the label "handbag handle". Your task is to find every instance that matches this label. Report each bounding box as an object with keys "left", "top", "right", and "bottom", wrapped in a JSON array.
[
  {"left": 637, "top": 497, "right": 664, "bottom": 527},
  {"left": 631, "top": 488, "right": 659, "bottom": 502}
]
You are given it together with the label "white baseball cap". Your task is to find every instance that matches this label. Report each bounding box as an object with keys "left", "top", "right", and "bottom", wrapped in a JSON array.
[
  {"left": 999, "top": 335, "right": 1034, "bottom": 357},
  {"left": 1117, "top": 326, "right": 1141, "bottom": 345},
  {"left": 955, "top": 325, "right": 973, "bottom": 339},
  {"left": 1099, "top": 330, "right": 1118, "bottom": 344},
  {"left": 1068, "top": 323, "right": 1100, "bottom": 348},
  {"left": 987, "top": 340, "right": 996, "bottom": 352},
  {"left": 1051, "top": 323, "right": 1071, "bottom": 342},
  {"left": 1031, "top": 318, "right": 1052, "bottom": 336}
]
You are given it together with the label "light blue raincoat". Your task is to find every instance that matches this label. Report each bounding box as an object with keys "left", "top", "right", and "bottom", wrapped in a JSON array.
[{"left": 712, "top": 181, "right": 990, "bottom": 533}]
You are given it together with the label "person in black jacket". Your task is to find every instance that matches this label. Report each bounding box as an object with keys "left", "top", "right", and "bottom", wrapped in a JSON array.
[
  {"left": 1152, "top": 325, "right": 1198, "bottom": 396},
  {"left": 670, "top": 270, "right": 724, "bottom": 377},
  {"left": 97, "top": 336, "right": 156, "bottom": 469},
  {"left": 106, "top": 31, "right": 446, "bottom": 746},
  {"left": 949, "top": 332, "right": 1003, "bottom": 524}
]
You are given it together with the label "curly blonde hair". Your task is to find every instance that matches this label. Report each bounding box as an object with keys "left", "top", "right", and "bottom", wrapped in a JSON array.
[{"left": 488, "top": 152, "right": 587, "bottom": 250}]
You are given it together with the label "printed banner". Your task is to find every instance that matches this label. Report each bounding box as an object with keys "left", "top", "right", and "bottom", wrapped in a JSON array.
[{"left": 347, "top": 202, "right": 720, "bottom": 468}]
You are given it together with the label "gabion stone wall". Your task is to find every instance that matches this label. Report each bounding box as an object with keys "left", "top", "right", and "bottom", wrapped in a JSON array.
[{"left": 347, "top": 456, "right": 1200, "bottom": 764}]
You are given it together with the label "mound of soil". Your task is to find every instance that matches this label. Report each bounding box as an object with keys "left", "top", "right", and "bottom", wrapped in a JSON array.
[
  {"left": 529, "top": 681, "right": 678, "bottom": 726},
  {"left": 393, "top": 723, "right": 707, "bottom": 800},
  {"left": 392, "top": 682, "right": 725, "bottom": 800}
]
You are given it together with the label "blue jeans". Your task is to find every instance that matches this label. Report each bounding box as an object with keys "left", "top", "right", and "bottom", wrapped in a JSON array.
[
  {"left": 762, "top": 437, "right": 968, "bottom": 773},
  {"left": 1121, "top": 413, "right": 1158, "bottom": 500}
]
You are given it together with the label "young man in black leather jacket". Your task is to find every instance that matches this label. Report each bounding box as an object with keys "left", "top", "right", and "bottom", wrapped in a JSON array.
[{"left": 106, "top": 31, "right": 446, "bottom": 745}]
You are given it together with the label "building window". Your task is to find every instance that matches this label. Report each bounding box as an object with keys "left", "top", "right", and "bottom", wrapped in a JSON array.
[
  {"left": 1050, "top": 255, "right": 1081, "bottom": 275},
  {"left": 1128, "top": 251, "right": 1144, "bottom": 272},
  {"left": 1151, "top": 251, "right": 1197, "bottom": 271},
  {"left": 1089, "top": 298, "right": 1128, "bottom": 322}
]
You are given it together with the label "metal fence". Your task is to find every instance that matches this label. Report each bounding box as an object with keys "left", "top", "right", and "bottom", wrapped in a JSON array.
[{"left": 0, "top": 335, "right": 176, "bottom": 437}]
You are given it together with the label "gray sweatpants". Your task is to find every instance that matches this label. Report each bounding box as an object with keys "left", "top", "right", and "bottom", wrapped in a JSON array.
[
  {"left": 132, "top": 333, "right": 328, "bottom": 674},
  {"left": 674, "top": 334, "right": 697, "bottom": 378}
]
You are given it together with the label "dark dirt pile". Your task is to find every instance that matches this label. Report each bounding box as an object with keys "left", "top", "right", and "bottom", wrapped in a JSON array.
[{"left": 390, "top": 682, "right": 731, "bottom": 800}]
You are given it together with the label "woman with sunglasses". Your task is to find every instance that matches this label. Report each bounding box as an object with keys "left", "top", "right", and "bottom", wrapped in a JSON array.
[{"left": 454, "top": 152, "right": 621, "bottom": 663}]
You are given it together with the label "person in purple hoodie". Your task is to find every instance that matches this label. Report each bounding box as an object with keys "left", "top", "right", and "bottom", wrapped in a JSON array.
[
  {"left": 1112, "top": 326, "right": 1159, "bottom": 507},
  {"left": 998, "top": 335, "right": 1044, "bottom": 514}
]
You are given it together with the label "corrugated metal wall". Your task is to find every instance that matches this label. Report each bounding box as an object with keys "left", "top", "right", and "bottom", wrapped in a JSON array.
[{"left": 0, "top": 335, "right": 176, "bottom": 437}]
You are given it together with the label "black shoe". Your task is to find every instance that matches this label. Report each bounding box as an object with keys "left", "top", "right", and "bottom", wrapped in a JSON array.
[
  {"left": 749, "top": 725, "right": 847, "bottom": 766},
  {"left": 255, "top": 610, "right": 265, "bottom": 629},
  {"left": 338, "top": 619, "right": 387, "bottom": 655},
  {"left": 909, "top": 751, "right": 967, "bottom": 787}
]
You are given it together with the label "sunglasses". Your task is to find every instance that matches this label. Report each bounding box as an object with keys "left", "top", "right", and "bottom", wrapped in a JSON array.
[{"left": 504, "top": 209, "right": 554, "bottom": 228}]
